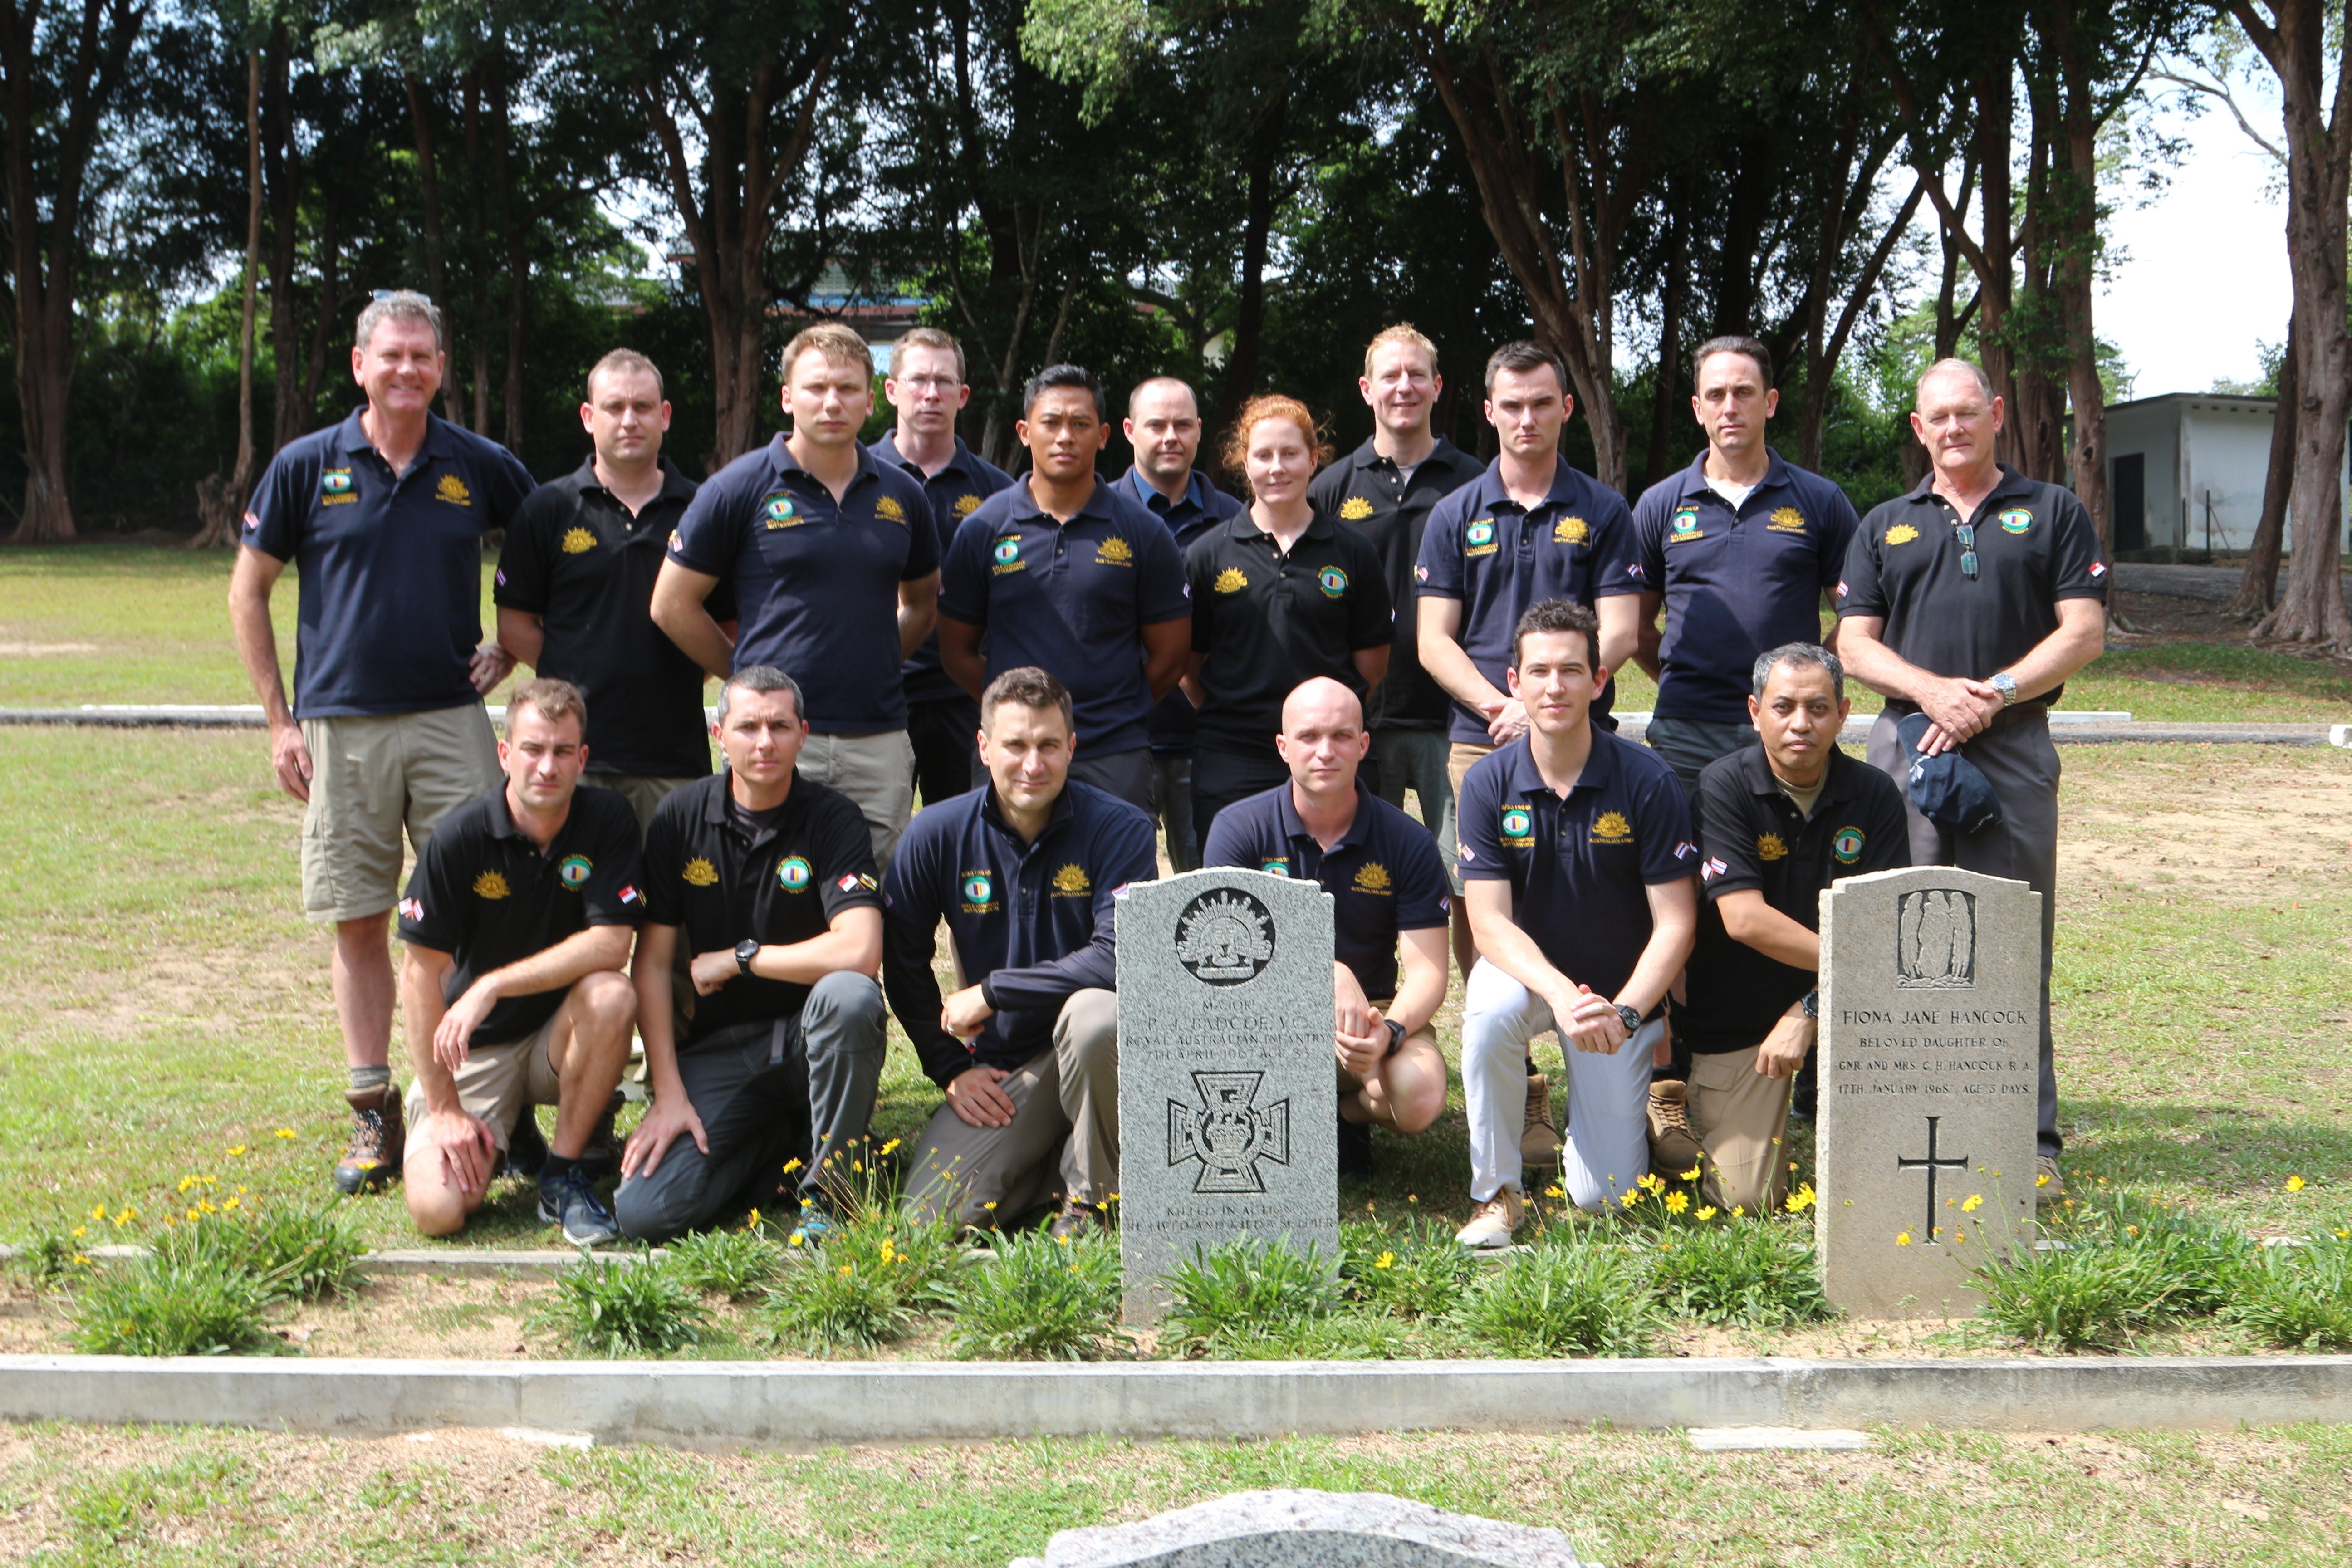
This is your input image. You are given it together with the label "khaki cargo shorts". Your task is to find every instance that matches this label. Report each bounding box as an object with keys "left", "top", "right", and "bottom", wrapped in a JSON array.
[
  {"left": 300, "top": 704, "right": 500, "bottom": 922},
  {"left": 402, "top": 1011, "right": 562, "bottom": 1155}
]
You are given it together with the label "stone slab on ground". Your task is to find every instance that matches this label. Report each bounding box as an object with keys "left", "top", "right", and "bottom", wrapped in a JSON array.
[
  {"left": 1115, "top": 868, "right": 1338, "bottom": 1322},
  {"left": 1686, "top": 1427, "right": 1872, "bottom": 1452},
  {"left": 1011, "top": 1489, "right": 1605, "bottom": 1568},
  {"left": 1818, "top": 867, "right": 2043, "bottom": 1320},
  {"left": 4, "top": 1355, "right": 2348, "bottom": 1449}
]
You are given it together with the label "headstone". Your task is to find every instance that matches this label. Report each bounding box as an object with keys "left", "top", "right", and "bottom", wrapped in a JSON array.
[
  {"left": 1114, "top": 868, "right": 1337, "bottom": 1322},
  {"left": 1011, "top": 1489, "right": 1607, "bottom": 1568},
  {"left": 1817, "top": 865, "right": 2041, "bottom": 1319}
]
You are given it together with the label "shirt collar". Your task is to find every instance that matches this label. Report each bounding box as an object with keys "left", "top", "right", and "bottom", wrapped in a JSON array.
[
  {"left": 1501, "top": 726, "right": 1623, "bottom": 797},
  {"left": 704, "top": 767, "right": 807, "bottom": 828},
  {"left": 1472, "top": 454, "right": 1586, "bottom": 512},
  {"left": 980, "top": 779, "right": 1078, "bottom": 841},
  {"left": 1676, "top": 447, "right": 1793, "bottom": 502},
  {"left": 332, "top": 407, "right": 456, "bottom": 464},
  {"left": 567, "top": 454, "right": 695, "bottom": 503},
  {"left": 874, "top": 430, "right": 981, "bottom": 484},
  {"left": 1220, "top": 508, "right": 1333, "bottom": 544},
  {"left": 1124, "top": 464, "right": 1213, "bottom": 517},
  {"left": 1273, "top": 779, "right": 1377, "bottom": 852},
  {"left": 768, "top": 433, "right": 880, "bottom": 490},
  {"left": 1009, "top": 475, "right": 1116, "bottom": 527},
  {"left": 1905, "top": 461, "right": 2032, "bottom": 508},
  {"left": 1737, "top": 740, "right": 1863, "bottom": 803}
]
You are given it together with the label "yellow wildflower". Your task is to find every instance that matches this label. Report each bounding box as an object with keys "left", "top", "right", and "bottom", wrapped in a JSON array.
[
  {"left": 1678, "top": 1165, "right": 1701, "bottom": 1183},
  {"left": 2036, "top": 1172, "right": 2050, "bottom": 1188},
  {"left": 1664, "top": 1191, "right": 1689, "bottom": 1215},
  {"left": 1619, "top": 1191, "right": 1640, "bottom": 1209},
  {"left": 1896, "top": 1231, "right": 1912, "bottom": 1246},
  {"left": 2285, "top": 1175, "right": 2305, "bottom": 1192},
  {"left": 1696, "top": 1207, "right": 1718, "bottom": 1222},
  {"left": 1961, "top": 1193, "right": 1984, "bottom": 1213},
  {"left": 983, "top": 1200, "right": 998, "bottom": 1210},
  {"left": 1784, "top": 1185, "right": 1817, "bottom": 1214},
  {"left": 838, "top": 1264, "right": 854, "bottom": 1277},
  {"left": 788, "top": 1233, "right": 804, "bottom": 1247},
  {"left": 273, "top": 1128, "right": 296, "bottom": 1139},
  {"left": 880, "top": 1138, "right": 901, "bottom": 1155},
  {"left": 226, "top": 1145, "right": 246, "bottom": 1157},
  {"left": 781, "top": 1158, "right": 804, "bottom": 1175},
  {"left": 746, "top": 1208, "right": 762, "bottom": 1229},
  {"left": 1731, "top": 1205, "right": 1745, "bottom": 1218},
  {"left": 1374, "top": 1251, "right": 1395, "bottom": 1269}
]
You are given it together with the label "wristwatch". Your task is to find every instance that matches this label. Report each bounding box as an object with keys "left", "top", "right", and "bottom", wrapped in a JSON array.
[
  {"left": 1801, "top": 987, "right": 1820, "bottom": 1019},
  {"left": 1989, "top": 671, "right": 2019, "bottom": 706},
  {"left": 1614, "top": 1002, "right": 1643, "bottom": 1036},
  {"left": 1382, "top": 1018, "right": 1407, "bottom": 1058},
  {"left": 734, "top": 938, "right": 760, "bottom": 975}
]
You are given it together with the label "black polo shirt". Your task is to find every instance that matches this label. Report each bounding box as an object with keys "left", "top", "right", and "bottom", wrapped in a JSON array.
[
  {"left": 873, "top": 431, "right": 1015, "bottom": 707},
  {"left": 1310, "top": 436, "right": 1485, "bottom": 731},
  {"left": 495, "top": 457, "right": 718, "bottom": 778},
  {"left": 1456, "top": 728, "right": 1697, "bottom": 1005},
  {"left": 395, "top": 785, "right": 645, "bottom": 1043},
  {"left": 241, "top": 409, "right": 535, "bottom": 718},
  {"left": 881, "top": 781, "right": 1158, "bottom": 1086},
  {"left": 1126, "top": 466, "right": 1247, "bottom": 753},
  {"left": 1630, "top": 450, "right": 1860, "bottom": 727},
  {"left": 666, "top": 436, "right": 939, "bottom": 735},
  {"left": 938, "top": 477, "right": 1192, "bottom": 756},
  {"left": 641, "top": 770, "right": 882, "bottom": 1048},
  {"left": 1681, "top": 744, "right": 1912, "bottom": 1051},
  {"left": 1200, "top": 781, "right": 1451, "bottom": 1000},
  {"left": 1415, "top": 457, "right": 1642, "bottom": 742},
  {"left": 1835, "top": 463, "right": 2108, "bottom": 707},
  {"left": 1185, "top": 511, "right": 1392, "bottom": 755}
]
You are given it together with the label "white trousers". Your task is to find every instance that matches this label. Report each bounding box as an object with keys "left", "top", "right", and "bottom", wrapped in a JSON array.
[{"left": 1460, "top": 958, "right": 1663, "bottom": 1210}]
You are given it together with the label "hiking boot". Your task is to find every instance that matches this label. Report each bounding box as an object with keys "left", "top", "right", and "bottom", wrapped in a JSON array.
[
  {"left": 2035, "top": 1154, "right": 2066, "bottom": 1198},
  {"left": 1647, "top": 1080, "right": 1702, "bottom": 1176},
  {"left": 538, "top": 1167, "right": 620, "bottom": 1248},
  {"left": 501, "top": 1110, "right": 549, "bottom": 1181},
  {"left": 1520, "top": 1071, "right": 1561, "bottom": 1171},
  {"left": 1049, "top": 1198, "right": 1103, "bottom": 1241},
  {"left": 334, "top": 1083, "right": 404, "bottom": 1195},
  {"left": 1454, "top": 1187, "right": 1525, "bottom": 1250},
  {"left": 577, "top": 1091, "right": 624, "bottom": 1179},
  {"left": 1338, "top": 1114, "right": 1375, "bottom": 1184}
]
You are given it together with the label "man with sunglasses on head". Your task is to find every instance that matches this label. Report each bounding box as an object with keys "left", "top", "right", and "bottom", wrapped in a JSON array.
[{"left": 1833, "top": 357, "right": 2107, "bottom": 1199}]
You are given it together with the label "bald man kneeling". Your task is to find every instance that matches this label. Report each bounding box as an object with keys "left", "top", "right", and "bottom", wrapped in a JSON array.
[{"left": 1201, "top": 677, "right": 1452, "bottom": 1180}]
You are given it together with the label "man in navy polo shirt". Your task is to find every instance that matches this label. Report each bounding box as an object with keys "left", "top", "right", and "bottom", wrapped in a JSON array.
[
  {"left": 495, "top": 349, "right": 715, "bottom": 831},
  {"left": 652, "top": 322, "right": 939, "bottom": 867},
  {"left": 874, "top": 327, "right": 1015, "bottom": 806},
  {"left": 938, "top": 364, "right": 1191, "bottom": 805},
  {"left": 1454, "top": 601, "right": 1698, "bottom": 1245},
  {"left": 1202, "top": 678, "right": 1451, "bottom": 1180},
  {"left": 1630, "top": 337, "right": 1861, "bottom": 797},
  {"left": 1836, "top": 358, "right": 2107, "bottom": 1193},
  {"left": 229, "top": 289, "right": 535, "bottom": 1195},
  {"left": 1122, "top": 375, "right": 1245, "bottom": 869},
  {"left": 882, "top": 668, "right": 1156, "bottom": 1237}
]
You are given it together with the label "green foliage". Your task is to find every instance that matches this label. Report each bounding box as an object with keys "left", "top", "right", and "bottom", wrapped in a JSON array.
[
  {"left": 665, "top": 1226, "right": 785, "bottom": 1302},
  {"left": 235, "top": 1200, "right": 368, "bottom": 1301},
  {"left": 1649, "top": 1220, "right": 1832, "bottom": 1327},
  {"left": 1454, "top": 1238, "right": 1665, "bottom": 1358},
  {"left": 541, "top": 1252, "right": 709, "bottom": 1357},
  {"left": 1972, "top": 1204, "right": 2249, "bottom": 1351},
  {"left": 68, "top": 1234, "right": 276, "bottom": 1357},
  {"left": 1340, "top": 1217, "right": 1478, "bottom": 1320},
  {"left": 10, "top": 1231, "right": 79, "bottom": 1285},
  {"left": 1161, "top": 1239, "right": 1342, "bottom": 1356},
  {"left": 2225, "top": 1235, "right": 2352, "bottom": 1349},
  {"left": 762, "top": 1204, "right": 959, "bottom": 1354},
  {"left": 945, "top": 1230, "right": 1129, "bottom": 1361}
]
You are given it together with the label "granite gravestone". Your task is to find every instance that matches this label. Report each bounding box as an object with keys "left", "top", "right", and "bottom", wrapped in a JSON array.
[
  {"left": 1011, "top": 1489, "right": 1608, "bottom": 1568},
  {"left": 1114, "top": 868, "right": 1337, "bottom": 1321},
  {"left": 1817, "top": 865, "right": 2041, "bottom": 1319}
]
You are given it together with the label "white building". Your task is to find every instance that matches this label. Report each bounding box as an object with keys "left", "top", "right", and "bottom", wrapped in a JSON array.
[{"left": 2102, "top": 392, "right": 2348, "bottom": 558}]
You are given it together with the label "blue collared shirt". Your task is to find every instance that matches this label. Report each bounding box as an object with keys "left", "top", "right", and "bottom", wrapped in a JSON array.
[
  {"left": 1630, "top": 449, "right": 1860, "bottom": 726},
  {"left": 881, "top": 780, "right": 1158, "bottom": 1085},
  {"left": 1200, "top": 780, "right": 1451, "bottom": 1000},
  {"left": 872, "top": 431, "right": 1016, "bottom": 705},
  {"left": 939, "top": 477, "right": 1192, "bottom": 757},
  {"left": 1456, "top": 728, "right": 1697, "bottom": 1003},
  {"left": 1414, "top": 457, "right": 1641, "bottom": 743},
  {"left": 667, "top": 435, "right": 939, "bottom": 735},
  {"left": 1125, "top": 466, "right": 1246, "bottom": 751},
  {"left": 241, "top": 408, "right": 535, "bottom": 718}
]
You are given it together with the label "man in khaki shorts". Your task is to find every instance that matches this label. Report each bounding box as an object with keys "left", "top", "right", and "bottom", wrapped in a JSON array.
[
  {"left": 229, "top": 290, "right": 535, "bottom": 1193},
  {"left": 395, "top": 680, "right": 643, "bottom": 1243}
]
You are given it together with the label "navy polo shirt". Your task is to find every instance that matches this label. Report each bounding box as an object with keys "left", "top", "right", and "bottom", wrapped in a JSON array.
[
  {"left": 1836, "top": 464, "right": 2108, "bottom": 707},
  {"left": 1201, "top": 781, "right": 1451, "bottom": 1001},
  {"left": 1630, "top": 450, "right": 1860, "bottom": 726},
  {"left": 938, "top": 477, "right": 1192, "bottom": 756},
  {"left": 873, "top": 431, "right": 1015, "bottom": 706},
  {"left": 1415, "top": 457, "right": 1641, "bottom": 743},
  {"left": 881, "top": 781, "right": 1158, "bottom": 1086},
  {"left": 666, "top": 436, "right": 939, "bottom": 735},
  {"left": 1126, "top": 466, "right": 1247, "bottom": 753},
  {"left": 396, "top": 784, "right": 646, "bottom": 1044},
  {"left": 241, "top": 409, "right": 535, "bottom": 718},
  {"left": 1456, "top": 729, "right": 1698, "bottom": 1004}
]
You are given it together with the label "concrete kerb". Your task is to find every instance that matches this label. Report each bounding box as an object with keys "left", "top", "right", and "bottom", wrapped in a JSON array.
[{"left": 0, "top": 1354, "right": 2346, "bottom": 1450}]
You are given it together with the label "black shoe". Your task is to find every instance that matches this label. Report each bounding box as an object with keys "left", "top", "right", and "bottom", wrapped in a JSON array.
[
  {"left": 1338, "top": 1115, "right": 1375, "bottom": 1183},
  {"left": 503, "top": 1111, "right": 549, "bottom": 1181},
  {"left": 538, "top": 1167, "right": 621, "bottom": 1248}
]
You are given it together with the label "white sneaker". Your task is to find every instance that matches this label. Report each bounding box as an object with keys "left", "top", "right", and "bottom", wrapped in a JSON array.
[{"left": 1454, "top": 1187, "right": 1526, "bottom": 1250}]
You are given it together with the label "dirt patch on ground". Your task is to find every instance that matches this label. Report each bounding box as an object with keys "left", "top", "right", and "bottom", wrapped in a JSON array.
[{"left": 2058, "top": 747, "right": 2352, "bottom": 903}]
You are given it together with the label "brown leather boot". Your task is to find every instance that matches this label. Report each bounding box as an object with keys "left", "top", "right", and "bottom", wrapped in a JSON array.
[
  {"left": 334, "top": 1082, "right": 405, "bottom": 1194},
  {"left": 1647, "top": 1079, "right": 1702, "bottom": 1177},
  {"left": 1520, "top": 1070, "right": 1562, "bottom": 1171}
]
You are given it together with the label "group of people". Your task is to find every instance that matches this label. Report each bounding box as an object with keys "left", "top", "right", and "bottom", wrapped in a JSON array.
[{"left": 230, "top": 289, "right": 2107, "bottom": 1250}]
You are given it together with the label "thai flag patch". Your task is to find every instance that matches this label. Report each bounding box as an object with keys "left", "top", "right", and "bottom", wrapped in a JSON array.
[
  {"left": 397, "top": 897, "right": 424, "bottom": 921},
  {"left": 617, "top": 885, "right": 640, "bottom": 905},
  {"left": 1673, "top": 840, "right": 1696, "bottom": 860},
  {"left": 1701, "top": 856, "right": 1728, "bottom": 882}
]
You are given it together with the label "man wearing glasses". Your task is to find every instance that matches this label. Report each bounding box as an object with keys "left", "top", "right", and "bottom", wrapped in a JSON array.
[
  {"left": 874, "top": 328, "right": 1014, "bottom": 806},
  {"left": 1834, "top": 357, "right": 2106, "bottom": 1197}
]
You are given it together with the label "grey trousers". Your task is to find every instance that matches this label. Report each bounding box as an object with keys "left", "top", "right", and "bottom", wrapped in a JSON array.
[
  {"left": 614, "top": 971, "right": 887, "bottom": 1241},
  {"left": 1066, "top": 745, "right": 1155, "bottom": 807},
  {"left": 1371, "top": 728, "right": 1457, "bottom": 888},
  {"left": 1645, "top": 715, "right": 1757, "bottom": 802},
  {"left": 1866, "top": 710, "right": 2063, "bottom": 1157},
  {"left": 903, "top": 990, "right": 1121, "bottom": 1229}
]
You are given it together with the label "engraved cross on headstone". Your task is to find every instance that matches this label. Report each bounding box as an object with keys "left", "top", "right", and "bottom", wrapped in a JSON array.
[{"left": 1895, "top": 1115, "right": 1970, "bottom": 1244}]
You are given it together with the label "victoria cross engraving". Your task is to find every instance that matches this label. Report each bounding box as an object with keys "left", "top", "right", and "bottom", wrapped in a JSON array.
[
  {"left": 1895, "top": 1115, "right": 1970, "bottom": 1243},
  {"left": 1168, "top": 1072, "right": 1292, "bottom": 1193}
]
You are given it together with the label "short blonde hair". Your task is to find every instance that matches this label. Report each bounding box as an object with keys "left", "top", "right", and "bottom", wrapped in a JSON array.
[
  {"left": 781, "top": 322, "right": 873, "bottom": 382},
  {"left": 1363, "top": 323, "right": 1438, "bottom": 380},
  {"left": 893, "top": 326, "right": 964, "bottom": 382},
  {"left": 507, "top": 677, "right": 587, "bottom": 736},
  {"left": 586, "top": 348, "right": 662, "bottom": 400}
]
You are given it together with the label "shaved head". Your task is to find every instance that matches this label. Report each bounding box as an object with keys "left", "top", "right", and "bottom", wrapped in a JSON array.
[{"left": 1281, "top": 677, "right": 1363, "bottom": 736}]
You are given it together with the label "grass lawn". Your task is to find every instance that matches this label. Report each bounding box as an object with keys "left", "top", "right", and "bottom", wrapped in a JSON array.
[{"left": 2, "top": 1421, "right": 2347, "bottom": 1566}]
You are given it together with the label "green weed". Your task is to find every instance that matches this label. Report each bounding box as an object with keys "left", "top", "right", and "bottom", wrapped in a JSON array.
[
  {"left": 1161, "top": 1238, "right": 1341, "bottom": 1356},
  {"left": 1454, "top": 1237, "right": 1664, "bottom": 1357},
  {"left": 665, "top": 1225, "right": 785, "bottom": 1302},
  {"left": 9, "top": 1230, "right": 80, "bottom": 1285},
  {"left": 1649, "top": 1219, "right": 1831, "bottom": 1327},
  {"left": 1340, "top": 1217, "right": 1476, "bottom": 1319},
  {"left": 763, "top": 1206, "right": 959, "bottom": 1353},
  {"left": 237, "top": 1198, "right": 368, "bottom": 1300},
  {"left": 2225, "top": 1234, "right": 2352, "bottom": 1348},
  {"left": 1975, "top": 1200, "right": 2251, "bottom": 1348},
  {"left": 68, "top": 1233, "right": 277, "bottom": 1357},
  {"left": 540, "top": 1251, "right": 708, "bottom": 1356},
  {"left": 945, "top": 1229, "right": 1128, "bottom": 1360}
]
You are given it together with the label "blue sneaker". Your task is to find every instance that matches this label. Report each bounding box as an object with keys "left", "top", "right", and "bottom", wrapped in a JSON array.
[
  {"left": 538, "top": 1168, "right": 620, "bottom": 1248},
  {"left": 788, "top": 1206, "right": 833, "bottom": 1246}
]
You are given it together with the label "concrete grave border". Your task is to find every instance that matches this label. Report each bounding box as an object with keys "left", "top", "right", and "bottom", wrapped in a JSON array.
[{"left": 0, "top": 1354, "right": 2345, "bottom": 1450}]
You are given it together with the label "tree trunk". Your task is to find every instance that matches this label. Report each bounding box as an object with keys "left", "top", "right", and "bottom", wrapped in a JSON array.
[
  {"left": 2051, "top": 41, "right": 2111, "bottom": 566},
  {"left": 2228, "top": 308, "right": 2294, "bottom": 618},
  {"left": 1643, "top": 193, "right": 1687, "bottom": 491},
  {"left": 493, "top": 39, "right": 526, "bottom": 455},
  {"left": 194, "top": 49, "right": 265, "bottom": 549},
  {"left": 401, "top": 70, "right": 459, "bottom": 425},
  {"left": 261, "top": 24, "right": 302, "bottom": 454},
  {"left": 1219, "top": 78, "right": 1289, "bottom": 428},
  {"left": 1800, "top": 172, "right": 1925, "bottom": 471}
]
